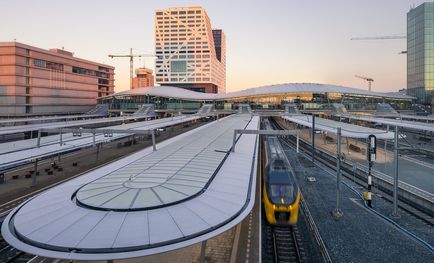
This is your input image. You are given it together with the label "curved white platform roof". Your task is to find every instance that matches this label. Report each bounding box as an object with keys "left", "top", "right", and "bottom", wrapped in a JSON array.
[
  {"left": 0, "top": 115, "right": 201, "bottom": 171},
  {"left": 283, "top": 115, "right": 395, "bottom": 139},
  {"left": 347, "top": 115, "right": 434, "bottom": 132},
  {"left": 2, "top": 115, "right": 260, "bottom": 260},
  {"left": 105, "top": 83, "right": 413, "bottom": 101}
]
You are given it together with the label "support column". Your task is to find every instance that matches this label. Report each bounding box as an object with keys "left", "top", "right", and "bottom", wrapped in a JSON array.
[
  {"left": 32, "top": 159, "right": 38, "bottom": 187},
  {"left": 296, "top": 134, "right": 299, "bottom": 153},
  {"left": 152, "top": 130, "right": 157, "bottom": 151},
  {"left": 385, "top": 125, "right": 389, "bottom": 163},
  {"left": 96, "top": 144, "right": 100, "bottom": 161},
  {"left": 36, "top": 129, "right": 41, "bottom": 147},
  {"left": 311, "top": 114, "right": 315, "bottom": 163},
  {"left": 199, "top": 240, "right": 207, "bottom": 263},
  {"left": 232, "top": 129, "right": 237, "bottom": 152},
  {"left": 332, "top": 127, "right": 343, "bottom": 220},
  {"left": 392, "top": 125, "right": 399, "bottom": 217},
  {"left": 59, "top": 128, "right": 63, "bottom": 146}
]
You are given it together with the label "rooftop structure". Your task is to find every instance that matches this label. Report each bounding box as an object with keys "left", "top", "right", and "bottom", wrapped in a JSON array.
[
  {"left": 154, "top": 6, "right": 226, "bottom": 93},
  {"left": 132, "top": 67, "right": 154, "bottom": 89},
  {"left": 0, "top": 42, "right": 115, "bottom": 116},
  {"left": 407, "top": 2, "right": 434, "bottom": 105}
]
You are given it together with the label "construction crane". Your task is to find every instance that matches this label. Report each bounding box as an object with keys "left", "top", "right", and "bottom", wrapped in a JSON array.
[
  {"left": 350, "top": 35, "right": 406, "bottom": 40},
  {"left": 355, "top": 75, "right": 374, "bottom": 92},
  {"left": 351, "top": 35, "right": 407, "bottom": 54},
  {"left": 108, "top": 48, "right": 155, "bottom": 89}
]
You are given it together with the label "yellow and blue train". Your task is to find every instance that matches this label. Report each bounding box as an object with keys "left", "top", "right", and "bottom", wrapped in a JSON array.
[{"left": 262, "top": 119, "right": 300, "bottom": 225}]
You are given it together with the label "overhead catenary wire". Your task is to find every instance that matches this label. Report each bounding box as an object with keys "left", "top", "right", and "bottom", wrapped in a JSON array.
[{"left": 283, "top": 138, "right": 434, "bottom": 254}]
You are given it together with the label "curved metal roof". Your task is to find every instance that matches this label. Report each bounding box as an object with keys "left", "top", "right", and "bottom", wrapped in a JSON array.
[
  {"left": 1, "top": 115, "right": 260, "bottom": 260},
  {"left": 107, "top": 83, "right": 413, "bottom": 101}
]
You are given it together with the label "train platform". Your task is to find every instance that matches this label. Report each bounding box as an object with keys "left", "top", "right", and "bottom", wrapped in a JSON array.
[
  {"left": 0, "top": 113, "right": 154, "bottom": 136},
  {"left": 0, "top": 115, "right": 202, "bottom": 171},
  {"left": 292, "top": 125, "right": 434, "bottom": 196},
  {"left": 1, "top": 114, "right": 260, "bottom": 260},
  {"left": 282, "top": 143, "right": 434, "bottom": 262},
  {"left": 0, "top": 114, "right": 103, "bottom": 126}
]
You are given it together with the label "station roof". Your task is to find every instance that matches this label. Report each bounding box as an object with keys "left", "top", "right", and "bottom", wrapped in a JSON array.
[
  {"left": 0, "top": 114, "right": 101, "bottom": 125},
  {"left": 347, "top": 115, "right": 434, "bottom": 132},
  {"left": 2, "top": 114, "right": 260, "bottom": 260},
  {"left": 76, "top": 115, "right": 251, "bottom": 211},
  {"left": 283, "top": 115, "right": 395, "bottom": 139},
  {"left": 0, "top": 114, "right": 152, "bottom": 136},
  {"left": 391, "top": 114, "right": 434, "bottom": 122},
  {"left": 104, "top": 83, "right": 414, "bottom": 101},
  {"left": 0, "top": 115, "right": 201, "bottom": 170}
]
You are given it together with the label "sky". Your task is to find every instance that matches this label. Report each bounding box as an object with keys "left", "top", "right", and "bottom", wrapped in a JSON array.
[{"left": 1, "top": 0, "right": 429, "bottom": 93}]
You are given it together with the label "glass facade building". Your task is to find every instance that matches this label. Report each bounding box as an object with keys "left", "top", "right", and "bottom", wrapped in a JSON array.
[
  {"left": 407, "top": 2, "right": 434, "bottom": 105},
  {"left": 98, "top": 84, "right": 413, "bottom": 113}
]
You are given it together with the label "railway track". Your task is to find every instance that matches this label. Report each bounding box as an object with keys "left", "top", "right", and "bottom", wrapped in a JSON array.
[
  {"left": 272, "top": 118, "right": 434, "bottom": 226},
  {"left": 273, "top": 226, "right": 303, "bottom": 262},
  {"left": 262, "top": 118, "right": 331, "bottom": 263},
  {"left": 0, "top": 239, "right": 33, "bottom": 263},
  {"left": 263, "top": 221, "right": 304, "bottom": 263}
]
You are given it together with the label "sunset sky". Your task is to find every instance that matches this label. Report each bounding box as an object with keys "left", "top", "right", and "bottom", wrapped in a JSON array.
[{"left": 1, "top": 0, "right": 428, "bottom": 93}]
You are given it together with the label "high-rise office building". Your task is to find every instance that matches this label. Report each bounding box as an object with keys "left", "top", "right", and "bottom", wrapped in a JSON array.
[
  {"left": 154, "top": 6, "right": 226, "bottom": 93},
  {"left": 407, "top": 2, "right": 434, "bottom": 105},
  {"left": 0, "top": 42, "right": 114, "bottom": 116},
  {"left": 132, "top": 67, "right": 154, "bottom": 89}
]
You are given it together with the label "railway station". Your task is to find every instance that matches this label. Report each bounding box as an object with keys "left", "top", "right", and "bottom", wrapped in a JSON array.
[{"left": 0, "top": 83, "right": 433, "bottom": 262}]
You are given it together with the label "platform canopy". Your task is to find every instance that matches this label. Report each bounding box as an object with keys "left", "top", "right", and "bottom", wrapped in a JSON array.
[
  {"left": 0, "top": 115, "right": 201, "bottom": 171},
  {"left": 283, "top": 115, "right": 395, "bottom": 139},
  {"left": 0, "top": 114, "right": 154, "bottom": 136},
  {"left": 1, "top": 115, "right": 260, "bottom": 260},
  {"left": 347, "top": 115, "right": 434, "bottom": 132},
  {"left": 0, "top": 114, "right": 102, "bottom": 125}
]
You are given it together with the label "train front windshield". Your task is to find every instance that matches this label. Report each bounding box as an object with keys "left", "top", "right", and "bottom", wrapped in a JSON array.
[{"left": 269, "top": 183, "right": 296, "bottom": 205}]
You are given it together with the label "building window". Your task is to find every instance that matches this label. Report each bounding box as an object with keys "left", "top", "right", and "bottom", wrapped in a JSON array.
[
  {"left": 33, "top": 59, "right": 46, "bottom": 68},
  {"left": 26, "top": 49, "right": 30, "bottom": 56},
  {"left": 171, "top": 61, "right": 187, "bottom": 72},
  {"left": 98, "top": 78, "right": 109, "bottom": 85},
  {"left": 72, "top": 66, "right": 108, "bottom": 78},
  {"left": 33, "top": 59, "right": 64, "bottom": 71}
]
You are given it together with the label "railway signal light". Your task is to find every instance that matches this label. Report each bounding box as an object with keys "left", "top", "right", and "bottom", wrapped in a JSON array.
[{"left": 368, "top": 134, "right": 377, "bottom": 162}]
